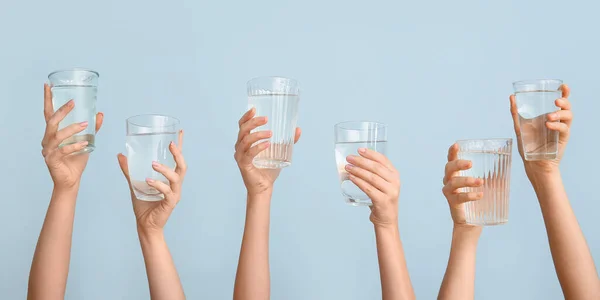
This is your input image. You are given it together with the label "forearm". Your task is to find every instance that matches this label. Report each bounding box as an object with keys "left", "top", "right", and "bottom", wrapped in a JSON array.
[
  {"left": 438, "top": 226, "right": 481, "bottom": 300},
  {"left": 28, "top": 186, "right": 79, "bottom": 300},
  {"left": 233, "top": 192, "right": 272, "bottom": 300},
  {"left": 530, "top": 170, "right": 600, "bottom": 298},
  {"left": 138, "top": 228, "right": 185, "bottom": 300},
  {"left": 374, "top": 224, "right": 415, "bottom": 300}
]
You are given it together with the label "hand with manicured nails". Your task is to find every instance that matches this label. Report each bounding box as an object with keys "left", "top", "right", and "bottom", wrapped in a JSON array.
[
  {"left": 509, "top": 84, "right": 573, "bottom": 175},
  {"left": 42, "top": 83, "right": 104, "bottom": 189},
  {"left": 117, "top": 130, "right": 187, "bottom": 232},
  {"left": 345, "top": 148, "right": 400, "bottom": 227},
  {"left": 442, "top": 144, "right": 484, "bottom": 226},
  {"left": 234, "top": 108, "right": 301, "bottom": 196}
]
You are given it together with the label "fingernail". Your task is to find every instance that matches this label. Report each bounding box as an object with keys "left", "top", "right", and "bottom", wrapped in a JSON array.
[
  {"left": 146, "top": 178, "right": 155, "bottom": 183},
  {"left": 358, "top": 148, "right": 367, "bottom": 154},
  {"left": 345, "top": 164, "right": 353, "bottom": 171},
  {"left": 152, "top": 161, "right": 159, "bottom": 167},
  {"left": 68, "top": 100, "right": 74, "bottom": 107},
  {"left": 79, "top": 121, "right": 88, "bottom": 127},
  {"left": 79, "top": 141, "right": 89, "bottom": 146},
  {"left": 346, "top": 155, "right": 356, "bottom": 162},
  {"left": 263, "top": 141, "right": 271, "bottom": 148},
  {"left": 267, "top": 131, "right": 273, "bottom": 137},
  {"left": 170, "top": 141, "right": 174, "bottom": 147}
]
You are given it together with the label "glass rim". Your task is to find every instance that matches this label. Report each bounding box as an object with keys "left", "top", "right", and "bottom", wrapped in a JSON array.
[
  {"left": 512, "top": 79, "right": 563, "bottom": 87},
  {"left": 247, "top": 76, "right": 299, "bottom": 85},
  {"left": 126, "top": 114, "right": 180, "bottom": 128},
  {"left": 455, "top": 138, "right": 513, "bottom": 143},
  {"left": 334, "top": 121, "right": 387, "bottom": 131},
  {"left": 48, "top": 68, "right": 99, "bottom": 79}
]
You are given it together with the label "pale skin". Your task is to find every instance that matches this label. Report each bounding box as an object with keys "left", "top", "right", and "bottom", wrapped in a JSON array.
[
  {"left": 28, "top": 84, "right": 104, "bottom": 300},
  {"left": 438, "top": 144, "right": 484, "bottom": 300},
  {"left": 232, "top": 107, "right": 301, "bottom": 300},
  {"left": 345, "top": 149, "right": 415, "bottom": 300},
  {"left": 117, "top": 129, "right": 187, "bottom": 300},
  {"left": 509, "top": 85, "right": 600, "bottom": 299}
]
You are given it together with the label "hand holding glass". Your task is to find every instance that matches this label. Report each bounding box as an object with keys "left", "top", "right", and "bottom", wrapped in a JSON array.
[
  {"left": 48, "top": 68, "right": 99, "bottom": 154},
  {"left": 513, "top": 79, "right": 562, "bottom": 161},
  {"left": 247, "top": 76, "right": 300, "bottom": 169},
  {"left": 456, "top": 138, "right": 513, "bottom": 226},
  {"left": 126, "top": 115, "right": 180, "bottom": 201},
  {"left": 334, "top": 121, "right": 387, "bottom": 206}
]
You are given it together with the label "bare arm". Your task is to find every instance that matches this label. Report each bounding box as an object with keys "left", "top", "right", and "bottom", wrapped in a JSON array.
[
  {"left": 233, "top": 193, "right": 272, "bottom": 300},
  {"left": 345, "top": 148, "right": 415, "bottom": 300},
  {"left": 138, "top": 228, "right": 185, "bottom": 300},
  {"left": 438, "top": 144, "right": 485, "bottom": 300},
  {"left": 28, "top": 186, "right": 79, "bottom": 300},
  {"left": 28, "top": 84, "right": 104, "bottom": 299},
  {"left": 531, "top": 171, "right": 600, "bottom": 299},
  {"left": 438, "top": 226, "right": 481, "bottom": 300},
  {"left": 374, "top": 224, "right": 415, "bottom": 300},
  {"left": 232, "top": 108, "right": 301, "bottom": 300}
]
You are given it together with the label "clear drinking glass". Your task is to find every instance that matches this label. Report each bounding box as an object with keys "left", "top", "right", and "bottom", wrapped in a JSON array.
[
  {"left": 126, "top": 115, "right": 179, "bottom": 201},
  {"left": 456, "top": 138, "right": 513, "bottom": 226},
  {"left": 48, "top": 68, "right": 99, "bottom": 154},
  {"left": 513, "top": 79, "right": 562, "bottom": 161},
  {"left": 334, "top": 121, "right": 387, "bottom": 206},
  {"left": 247, "top": 76, "right": 300, "bottom": 169}
]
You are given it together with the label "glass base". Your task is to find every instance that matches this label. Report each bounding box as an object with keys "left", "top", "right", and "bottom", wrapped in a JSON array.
[
  {"left": 466, "top": 219, "right": 508, "bottom": 226},
  {"left": 344, "top": 197, "right": 372, "bottom": 207},
  {"left": 253, "top": 158, "right": 291, "bottom": 169},
  {"left": 131, "top": 181, "right": 166, "bottom": 201},
  {"left": 524, "top": 152, "right": 558, "bottom": 161}
]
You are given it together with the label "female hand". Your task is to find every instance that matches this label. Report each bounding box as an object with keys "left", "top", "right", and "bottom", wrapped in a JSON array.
[
  {"left": 509, "top": 84, "right": 573, "bottom": 176},
  {"left": 344, "top": 148, "right": 400, "bottom": 227},
  {"left": 441, "top": 144, "right": 484, "bottom": 226},
  {"left": 234, "top": 108, "right": 301, "bottom": 196},
  {"left": 41, "top": 83, "right": 104, "bottom": 190},
  {"left": 117, "top": 130, "right": 187, "bottom": 232}
]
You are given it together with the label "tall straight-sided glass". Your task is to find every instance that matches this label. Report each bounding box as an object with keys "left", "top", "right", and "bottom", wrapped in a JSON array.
[
  {"left": 334, "top": 121, "right": 387, "bottom": 206},
  {"left": 48, "top": 68, "right": 99, "bottom": 154},
  {"left": 126, "top": 115, "right": 179, "bottom": 201},
  {"left": 247, "top": 76, "right": 300, "bottom": 169},
  {"left": 513, "top": 79, "right": 562, "bottom": 160},
  {"left": 457, "top": 139, "right": 513, "bottom": 226}
]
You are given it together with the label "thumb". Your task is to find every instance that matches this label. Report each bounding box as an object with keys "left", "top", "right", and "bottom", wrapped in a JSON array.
[
  {"left": 95, "top": 112, "right": 104, "bottom": 133},
  {"left": 117, "top": 153, "right": 131, "bottom": 183},
  {"left": 294, "top": 127, "right": 302, "bottom": 144}
]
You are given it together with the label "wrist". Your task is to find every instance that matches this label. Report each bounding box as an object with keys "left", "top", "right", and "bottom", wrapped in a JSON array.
[
  {"left": 373, "top": 221, "right": 399, "bottom": 231},
  {"left": 452, "top": 225, "right": 482, "bottom": 243},
  {"left": 525, "top": 166, "right": 560, "bottom": 186},
  {"left": 247, "top": 190, "right": 273, "bottom": 203},
  {"left": 137, "top": 226, "right": 165, "bottom": 241},
  {"left": 527, "top": 169, "right": 562, "bottom": 193}
]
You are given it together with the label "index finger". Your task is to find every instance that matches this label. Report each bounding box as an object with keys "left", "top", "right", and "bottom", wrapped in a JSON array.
[
  {"left": 447, "top": 143, "right": 458, "bottom": 162},
  {"left": 44, "top": 83, "right": 54, "bottom": 122},
  {"left": 239, "top": 108, "right": 256, "bottom": 128},
  {"left": 443, "top": 159, "right": 472, "bottom": 185},
  {"left": 560, "top": 84, "right": 570, "bottom": 98}
]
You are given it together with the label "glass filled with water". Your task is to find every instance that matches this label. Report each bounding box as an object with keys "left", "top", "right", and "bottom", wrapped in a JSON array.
[
  {"left": 513, "top": 79, "right": 562, "bottom": 161},
  {"left": 126, "top": 115, "right": 179, "bottom": 201},
  {"left": 456, "top": 138, "right": 513, "bottom": 226},
  {"left": 334, "top": 121, "right": 387, "bottom": 206},
  {"left": 48, "top": 68, "right": 99, "bottom": 154},
  {"left": 247, "top": 76, "right": 300, "bottom": 169}
]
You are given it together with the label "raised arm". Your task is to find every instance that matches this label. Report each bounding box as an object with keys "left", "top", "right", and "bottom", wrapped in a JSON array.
[
  {"left": 117, "top": 130, "right": 187, "bottom": 300},
  {"left": 233, "top": 108, "right": 301, "bottom": 300},
  {"left": 28, "top": 84, "right": 104, "bottom": 300},
  {"left": 438, "top": 144, "right": 484, "bottom": 300},
  {"left": 344, "top": 148, "right": 414, "bottom": 300},
  {"left": 509, "top": 85, "right": 600, "bottom": 299}
]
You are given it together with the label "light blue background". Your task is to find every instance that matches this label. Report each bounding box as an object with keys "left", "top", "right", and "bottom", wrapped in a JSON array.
[{"left": 1, "top": 0, "right": 598, "bottom": 299}]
